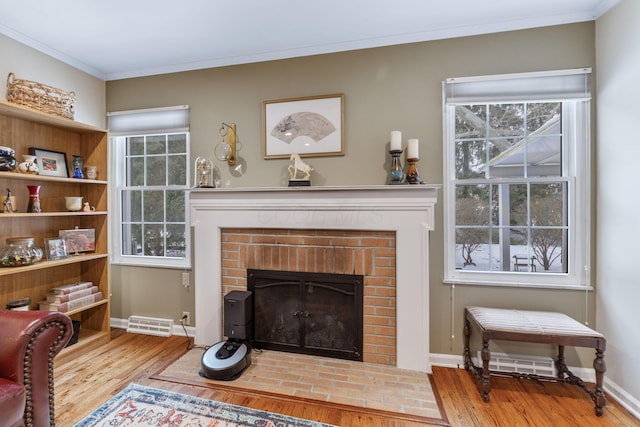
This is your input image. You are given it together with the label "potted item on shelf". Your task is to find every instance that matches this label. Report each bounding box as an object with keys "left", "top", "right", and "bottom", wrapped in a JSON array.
[
  {"left": 0, "top": 146, "right": 17, "bottom": 172},
  {"left": 17, "top": 154, "right": 39, "bottom": 174},
  {"left": 0, "top": 237, "right": 43, "bottom": 267}
]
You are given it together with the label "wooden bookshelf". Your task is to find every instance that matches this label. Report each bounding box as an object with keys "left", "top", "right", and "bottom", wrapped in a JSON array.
[{"left": 0, "top": 99, "right": 110, "bottom": 360}]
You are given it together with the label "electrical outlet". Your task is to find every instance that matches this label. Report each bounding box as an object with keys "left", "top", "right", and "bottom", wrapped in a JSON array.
[
  {"left": 181, "top": 272, "right": 190, "bottom": 288},
  {"left": 181, "top": 311, "right": 190, "bottom": 325}
]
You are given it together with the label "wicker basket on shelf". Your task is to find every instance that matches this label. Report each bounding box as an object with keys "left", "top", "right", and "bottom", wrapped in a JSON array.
[{"left": 6, "top": 72, "right": 76, "bottom": 119}]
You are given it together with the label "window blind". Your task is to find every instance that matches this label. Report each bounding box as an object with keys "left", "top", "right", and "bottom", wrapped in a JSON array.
[
  {"left": 107, "top": 105, "right": 189, "bottom": 135},
  {"left": 444, "top": 68, "right": 591, "bottom": 105}
]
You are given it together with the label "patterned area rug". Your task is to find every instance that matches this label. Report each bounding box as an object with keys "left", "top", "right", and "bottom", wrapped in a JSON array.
[{"left": 74, "top": 383, "right": 335, "bottom": 426}]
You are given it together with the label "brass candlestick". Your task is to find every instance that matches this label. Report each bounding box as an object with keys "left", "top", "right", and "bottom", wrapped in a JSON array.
[
  {"left": 388, "top": 149, "right": 404, "bottom": 184},
  {"left": 406, "top": 158, "right": 421, "bottom": 184}
]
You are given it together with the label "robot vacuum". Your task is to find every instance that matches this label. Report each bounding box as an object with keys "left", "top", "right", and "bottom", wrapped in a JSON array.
[
  {"left": 200, "top": 290, "right": 253, "bottom": 381},
  {"left": 200, "top": 339, "right": 251, "bottom": 381}
]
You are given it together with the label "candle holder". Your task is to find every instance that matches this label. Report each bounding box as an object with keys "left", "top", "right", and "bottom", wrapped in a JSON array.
[
  {"left": 388, "top": 149, "right": 404, "bottom": 184},
  {"left": 406, "top": 158, "right": 421, "bottom": 184}
]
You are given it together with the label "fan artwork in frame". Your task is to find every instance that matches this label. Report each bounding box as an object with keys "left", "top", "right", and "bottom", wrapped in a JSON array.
[{"left": 263, "top": 94, "right": 344, "bottom": 159}]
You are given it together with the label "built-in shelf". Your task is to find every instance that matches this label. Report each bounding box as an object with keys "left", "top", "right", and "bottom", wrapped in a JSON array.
[
  {"left": 0, "top": 171, "right": 107, "bottom": 185},
  {"left": 0, "top": 99, "right": 110, "bottom": 361},
  {"left": 0, "top": 211, "right": 107, "bottom": 218},
  {"left": 0, "top": 253, "right": 108, "bottom": 277}
]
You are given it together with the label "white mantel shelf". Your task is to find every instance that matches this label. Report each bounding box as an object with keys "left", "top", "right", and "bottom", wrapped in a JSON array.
[{"left": 189, "top": 184, "right": 440, "bottom": 373}]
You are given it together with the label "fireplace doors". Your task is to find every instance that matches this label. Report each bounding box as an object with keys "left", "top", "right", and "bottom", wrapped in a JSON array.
[{"left": 247, "top": 269, "right": 363, "bottom": 361}]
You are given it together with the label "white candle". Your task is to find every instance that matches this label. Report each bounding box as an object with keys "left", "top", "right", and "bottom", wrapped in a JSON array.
[
  {"left": 407, "top": 138, "right": 419, "bottom": 159},
  {"left": 390, "top": 131, "right": 402, "bottom": 151}
]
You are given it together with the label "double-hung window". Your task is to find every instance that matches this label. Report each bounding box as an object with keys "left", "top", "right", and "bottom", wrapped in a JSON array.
[
  {"left": 443, "top": 69, "right": 591, "bottom": 288},
  {"left": 108, "top": 106, "right": 191, "bottom": 268}
]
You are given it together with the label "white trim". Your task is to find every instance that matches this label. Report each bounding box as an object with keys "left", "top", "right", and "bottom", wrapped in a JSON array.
[{"left": 189, "top": 185, "right": 439, "bottom": 373}]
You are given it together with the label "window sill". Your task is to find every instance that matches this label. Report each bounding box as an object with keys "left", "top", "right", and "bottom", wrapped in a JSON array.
[
  {"left": 442, "top": 278, "right": 593, "bottom": 291},
  {"left": 111, "top": 257, "right": 192, "bottom": 270}
]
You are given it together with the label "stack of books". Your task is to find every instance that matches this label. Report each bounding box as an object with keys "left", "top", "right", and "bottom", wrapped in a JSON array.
[{"left": 38, "top": 281, "right": 103, "bottom": 312}]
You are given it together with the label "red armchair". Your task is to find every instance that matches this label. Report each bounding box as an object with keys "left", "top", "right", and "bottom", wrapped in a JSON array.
[{"left": 0, "top": 310, "right": 73, "bottom": 427}]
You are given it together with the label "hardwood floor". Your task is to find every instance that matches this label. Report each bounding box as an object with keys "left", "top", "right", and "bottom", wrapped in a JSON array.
[{"left": 54, "top": 329, "right": 639, "bottom": 427}]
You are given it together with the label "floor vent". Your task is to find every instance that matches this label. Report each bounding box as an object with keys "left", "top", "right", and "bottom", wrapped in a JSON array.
[
  {"left": 127, "top": 315, "right": 173, "bottom": 337},
  {"left": 476, "top": 351, "right": 556, "bottom": 377}
]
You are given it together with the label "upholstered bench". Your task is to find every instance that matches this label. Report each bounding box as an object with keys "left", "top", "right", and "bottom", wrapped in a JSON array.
[{"left": 463, "top": 306, "right": 607, "bottom": 416}]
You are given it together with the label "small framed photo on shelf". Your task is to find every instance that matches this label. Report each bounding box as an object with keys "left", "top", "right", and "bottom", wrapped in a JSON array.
[
  {"left": 44, "top": 238, "right": 68, "bottom": 260},
  {"left": 59, "top": 228, "right": 95, "bottom": 254},
  {"left": 29, "top": 147, "right": 69, "bottom": 178}
]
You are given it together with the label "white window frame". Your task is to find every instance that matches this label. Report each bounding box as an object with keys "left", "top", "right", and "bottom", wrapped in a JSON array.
[
  {"left": 108, "top": 106, "right": 191, "bottom": 269},
  {"left": 442, "top": 70, "right": 591, "bottom": 289}
]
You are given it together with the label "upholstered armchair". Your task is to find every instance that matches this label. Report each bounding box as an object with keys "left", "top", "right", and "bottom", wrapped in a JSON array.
[{"left": 0, "top": 310, "right": 73, "bottom": 427}]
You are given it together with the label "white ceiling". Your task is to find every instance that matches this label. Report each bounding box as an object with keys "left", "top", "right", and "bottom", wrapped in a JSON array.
[{"left": 0, "top": 0, "right": 619, "bottom": 81}]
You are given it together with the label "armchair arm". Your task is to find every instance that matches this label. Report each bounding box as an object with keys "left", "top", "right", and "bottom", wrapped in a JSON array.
[{"left": 0, "top": 310, "right": 73, "bottom": 427}]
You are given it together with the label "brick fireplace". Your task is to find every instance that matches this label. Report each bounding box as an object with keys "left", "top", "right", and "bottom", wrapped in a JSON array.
[
  {"left": 189, "top": 185, "right": 438, "bottom": 373},
  {"left": 221, "top": 228, "right": 396, "bottom": 365}
]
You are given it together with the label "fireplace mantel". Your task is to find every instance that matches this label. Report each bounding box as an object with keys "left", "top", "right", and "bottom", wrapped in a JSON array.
[{"left": 189, "top": 184, "right": 439, "bottom": 372}]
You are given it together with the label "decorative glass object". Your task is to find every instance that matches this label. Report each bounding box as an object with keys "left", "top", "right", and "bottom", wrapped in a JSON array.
[
  {"left": 0, "top": 237, "right": 43, "bottom": 267},
  {"left": 72, "top": 154, "right": 84, "bottom": 178},
  {"left": 194, "top": 156, "right": 215, "bottom": 188},
  {"left": 388, "top": 149, "right": 404, "bottom": 184},
  {"left": 86, "top": 165, "right": 97, "bottom": 179},
  {"left": 406, "top": 158, "right": 421, "bottom": 184},
  {"left": 26, "top": 185, "right": 41, "bottom": 213}
]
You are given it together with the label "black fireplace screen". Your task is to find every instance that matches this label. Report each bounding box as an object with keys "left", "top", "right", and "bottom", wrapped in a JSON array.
[{"left": 247, "top": 269, "right": 363, "bottom": 361}]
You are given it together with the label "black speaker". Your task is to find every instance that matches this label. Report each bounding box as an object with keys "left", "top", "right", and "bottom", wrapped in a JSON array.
[{"left": 223, "top": 290, "right": 253, "bottom": 340}]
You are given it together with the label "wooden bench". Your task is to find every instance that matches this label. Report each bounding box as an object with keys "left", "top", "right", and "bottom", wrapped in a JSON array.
[
  {"left": 463, "top": 306, "right": 607, "bottom": 416},
  {"left": 512, "top": 255, "right": 536, "bottom": 271}
]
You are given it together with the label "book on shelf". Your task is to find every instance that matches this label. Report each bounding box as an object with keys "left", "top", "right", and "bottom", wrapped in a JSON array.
[
  {"left": 46, "top": 286, "right": 99, "bottom": 303},
  {"left": 39, "top": 292, "right": 103, "bottom": 312},
  {"left": 50, "top": 281, "right": 93, "bottom": 295}
]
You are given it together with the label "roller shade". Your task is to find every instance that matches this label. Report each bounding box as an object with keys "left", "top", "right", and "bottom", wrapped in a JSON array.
[
  {"left": 107, "top": 105, "right": 189, "bottom": 135},
  {"left": 444, "top": 68, "right": 591, "bottom": 105}
]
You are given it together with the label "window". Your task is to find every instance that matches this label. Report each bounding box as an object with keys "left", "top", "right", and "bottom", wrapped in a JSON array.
[
  {"left": 443, "top": 70, "right": 591, "bottom": 288},
  {"left": 108, "top": 106, "right": 190, "bottom": 268}
]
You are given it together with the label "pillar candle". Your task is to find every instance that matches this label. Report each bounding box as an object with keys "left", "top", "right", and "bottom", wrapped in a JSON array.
[
  {"left": 390, "top": 131, "right": 402, "bottom": 151},
  {"left": 407, "top": 138, "right": 419, "bottom": 159}
]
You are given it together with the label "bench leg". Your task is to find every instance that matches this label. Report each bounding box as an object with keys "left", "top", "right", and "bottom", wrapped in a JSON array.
[
  {"left": 480, "top": 339, "right": 491, "bottom": 402},
  {"left": 463, "top": 316, "right": 472, "bottom": 370},
  {"left": 594, "top": 348, "right": 607, "bottom": 416}
]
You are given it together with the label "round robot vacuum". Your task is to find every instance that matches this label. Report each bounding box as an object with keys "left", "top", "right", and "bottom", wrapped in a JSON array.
[{"left": 200, "top": 340, "right": 251, "bottom": 381}]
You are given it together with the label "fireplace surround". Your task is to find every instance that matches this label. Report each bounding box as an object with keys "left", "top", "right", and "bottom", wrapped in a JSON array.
[{"left": 190, "top": 185, "right": 439, "bottom": 373}]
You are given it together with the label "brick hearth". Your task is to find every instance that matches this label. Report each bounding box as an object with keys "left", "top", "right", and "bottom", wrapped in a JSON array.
[{"left": 220, "top": 228, "right": 397, "bottom": 366}]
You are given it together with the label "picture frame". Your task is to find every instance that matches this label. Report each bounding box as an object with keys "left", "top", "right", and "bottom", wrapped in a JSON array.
[
  {"left": 29, "top": 147, "right": 69, "bottom": 178},
  {"left": 263, "top": 93, "right": 344, "bottom": 159},
  {"left": 44, "top": 238, "right": 68, "bottom": 260},
  {"left": 59, "top": 228, "right": 96, "bottom": 254}
]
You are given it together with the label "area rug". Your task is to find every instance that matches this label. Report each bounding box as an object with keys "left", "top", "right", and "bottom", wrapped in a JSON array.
[
  {"left": 74, "top": 383, "right": 335, "bottom": 426},
  {"left": 152, "top": 348, "right": 446, "bottom": 424}
]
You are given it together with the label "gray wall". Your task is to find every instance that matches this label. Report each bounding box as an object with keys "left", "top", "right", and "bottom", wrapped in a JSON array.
[
  {"left": 596, "top": 0, "right": 640, "bottom": 411},
  {"left": 106, "top": 23, "right": 597, "bottom": 364}
]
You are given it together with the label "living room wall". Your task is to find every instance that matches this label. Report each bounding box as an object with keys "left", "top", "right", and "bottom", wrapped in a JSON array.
[
  {"left": 0, "top": 33, "right": 106, "bottom": 127},
  {"left": 106, "top": 22, "right": 598, "bottom": 365}
]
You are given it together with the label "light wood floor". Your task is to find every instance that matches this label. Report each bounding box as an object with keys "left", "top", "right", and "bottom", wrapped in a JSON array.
[{"left": 54, "top": 329, "right": 640, "bottom": 427}]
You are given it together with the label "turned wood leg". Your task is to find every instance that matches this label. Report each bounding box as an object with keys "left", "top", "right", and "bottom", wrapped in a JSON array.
[
  {"left": 463, "top": 316, "right": 472, "bottom": 370},
  {"left": 593, "top": 348, "right": 607, "bottom": 416},
  {"left": 481, "top": 339, "right": 491, "bottom": 402},
  {"left": 556, "top": 345, "right": 568, "bottom": 379}
]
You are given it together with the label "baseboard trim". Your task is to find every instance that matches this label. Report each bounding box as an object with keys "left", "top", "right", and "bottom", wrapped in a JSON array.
[{"left": 429, "top": 352, "right": 639, "bottom": 418}]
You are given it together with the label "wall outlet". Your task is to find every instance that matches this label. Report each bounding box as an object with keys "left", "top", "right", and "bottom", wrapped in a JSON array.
[{"left": 181, "top": 311, "right": 190, "bottom": 325}]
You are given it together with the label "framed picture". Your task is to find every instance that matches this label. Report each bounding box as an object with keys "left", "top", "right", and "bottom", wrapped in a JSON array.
[
  {"left": 263, "top": 93, "right": 344, "bottom": 159},
  {"left": 29, "top": 147, "right": 69, "bottom": 177},
  {"left": 44, "top": 238, "right": 68, "bottom": 260},
  {"left": 59, "top": 228, "right": 95, "bottom": 254}
]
